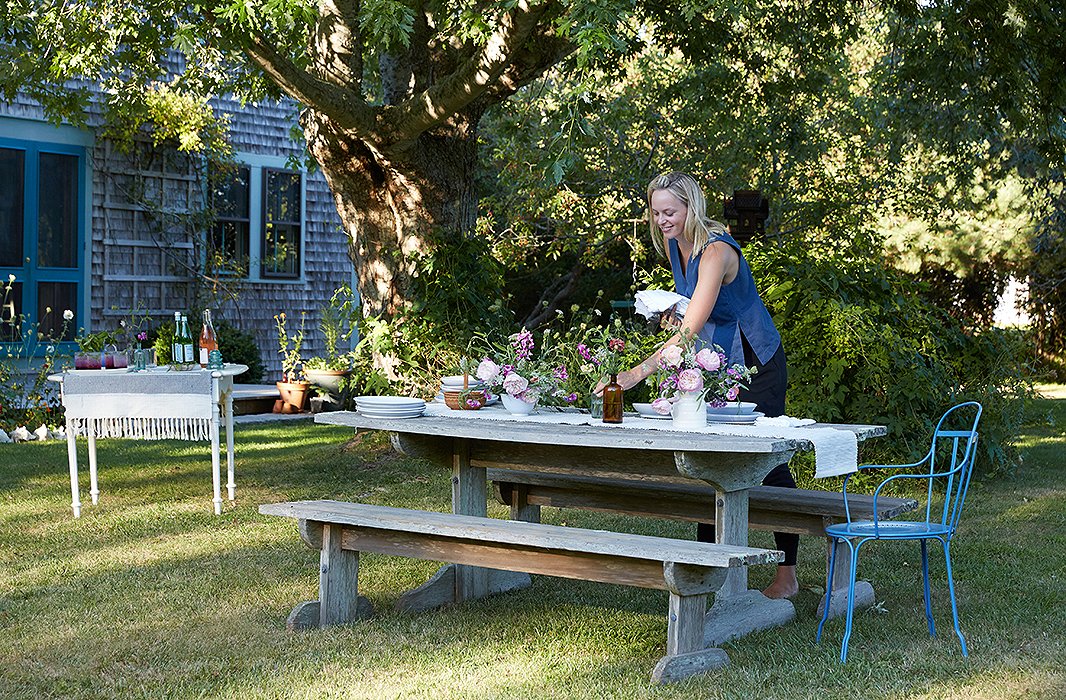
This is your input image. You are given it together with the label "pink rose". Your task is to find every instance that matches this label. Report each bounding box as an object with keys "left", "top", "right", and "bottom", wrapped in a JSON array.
[
  {"left": 651, "top": 397, "right": 674, "bottom": 415},
  {"left": 502, "top": 373, "right": 529, "bottom": 396},
  {"left": 476, "top": 358, "right": 499, "bottom": 382},
  {"left": 676, "top": 368, "right": 704, "bottom": 393},
  {"left": 694, "top": 348, "right": 721, "bottom": 371},
  {"left": 661, "top": 344, "right": 683, "bottom": 368}
]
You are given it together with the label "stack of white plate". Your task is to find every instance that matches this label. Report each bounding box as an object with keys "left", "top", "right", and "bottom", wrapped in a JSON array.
[
  {"left": 707, "top": 401, "right": 763, "bottom": 424},
  {"left": 355, "top": 396, "right": 426, "bottom": 419}
]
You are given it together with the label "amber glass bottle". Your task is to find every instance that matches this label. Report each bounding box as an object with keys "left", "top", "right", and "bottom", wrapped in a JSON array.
[{"left": 602, "top": 374, "right": 624, "bottom": 423}]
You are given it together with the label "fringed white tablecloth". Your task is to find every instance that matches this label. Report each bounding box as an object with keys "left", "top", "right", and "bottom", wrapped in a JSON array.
[
  {"left": 423, "top": 402, "right": 858, "bottom": 478},
  {"left": 62, "top": 371, "right": 216, "bottom": 441}
]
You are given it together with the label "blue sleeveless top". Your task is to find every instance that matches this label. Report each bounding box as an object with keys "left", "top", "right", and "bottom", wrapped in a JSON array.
[{"left": 668, "top": 232, "right": 782, "bottom": 366}]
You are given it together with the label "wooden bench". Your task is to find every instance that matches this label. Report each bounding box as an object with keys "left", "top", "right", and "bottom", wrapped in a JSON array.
[
  {"left": 489, "top": 469, "right": 919, "bottom": 618},
  {"left": 260, "top": 499, "right": 782, "bottom": 684}
]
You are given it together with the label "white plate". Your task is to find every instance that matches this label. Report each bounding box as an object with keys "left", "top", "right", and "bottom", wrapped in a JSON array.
[
  {"left": 706, "top": 401, "right": 758, "bottom": 415},
  {"left": 356, "top": 406, "right": 426, "bottom": 415},
  {"left": 636, "top": 412, "right": 671, "bottom": 420},
  {"left": 633, "top": 402, "right": 671, "bottom": 418},
  {"left": 706, "top": 411, "right": 764, "bottom": 424},
  {"left": 358, "top": 407, "right": 425, "bottom": 417},
  {"left": 355, "top": 396, "right": 425, "bottom": 407}
]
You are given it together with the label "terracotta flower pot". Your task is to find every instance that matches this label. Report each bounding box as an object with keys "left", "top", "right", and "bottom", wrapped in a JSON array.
[{"left": 275, "top": 381, "right": 311, "bottom": 413}]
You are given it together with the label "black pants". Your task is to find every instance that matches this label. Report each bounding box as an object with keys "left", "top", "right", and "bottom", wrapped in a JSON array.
[{"left": 696, "top": 341, "right": 799, "bottom": 566}]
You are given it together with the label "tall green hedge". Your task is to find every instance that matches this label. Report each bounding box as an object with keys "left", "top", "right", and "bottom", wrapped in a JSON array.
[{"left": 745, "top": 235, "right": 1033, "bottom": 477}]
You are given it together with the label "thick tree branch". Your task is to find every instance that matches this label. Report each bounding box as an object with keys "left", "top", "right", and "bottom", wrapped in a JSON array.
[
  {"left": 310, "top": 0, "right": 363, "bottom": 90},
  {"left": 240, "top": 30, "right": 375, "bottom": 133},
  {"left": 380, "top": 0, "right": 554, "bottom": 143}
]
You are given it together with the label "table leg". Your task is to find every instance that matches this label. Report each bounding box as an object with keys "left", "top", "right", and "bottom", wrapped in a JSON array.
[
  {"left": 715, "top": 488, "right": 749, "bottom": 597},
  {"left": 396, "top": 437, "right": 529, "bottom": 612},
  {"left": 210, "top": 399, "right": 222, "bottom": 516},
  {"left": 451, "top": 438, "right": 488, "bottom": 601},
  {"left": 65, "top": 420, "right": 81, "bottom": 518},
  {"left": 87, "top": 434, "right": 99, "bottom": 506},
  {"left": 703, "top": 486, "right": 795, "bottom": 646},
  {"left": 224, "top": 390, "right": 236, "bottom": 501}
]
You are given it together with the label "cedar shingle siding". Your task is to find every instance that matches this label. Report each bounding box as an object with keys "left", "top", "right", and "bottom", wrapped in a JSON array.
[{"left": 1, "top": 88, "right": 352, "bottom": 379}]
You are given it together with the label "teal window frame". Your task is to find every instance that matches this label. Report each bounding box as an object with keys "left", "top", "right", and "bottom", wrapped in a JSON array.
[{"left": 0, "top": 135, "right": 86, "bottom": 354}]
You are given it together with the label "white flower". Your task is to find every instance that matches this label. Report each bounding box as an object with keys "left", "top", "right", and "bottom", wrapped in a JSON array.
[
  {"left": 7, "top": 274, "right": 14, "bottom": 283},
  {"left": 661, "top": 344, "right": 683, "bottom": 368},
  {"left": 63, "top": 309, "right": 74, "bottom": 321},
  {"left": 502, "top": 373, "right": 529, "bottom": 397},
  {"left": 475, "top": 358, "right": 500, "bottom": 383},
  {"left": 651, "top": 397, "right": 675, "bottom": 415},
  {"left": 677, "top": 368, "right": 705, "bottom": 393},
  {"left": 694, "top": 348, "right": 721, "bottom": 371}
]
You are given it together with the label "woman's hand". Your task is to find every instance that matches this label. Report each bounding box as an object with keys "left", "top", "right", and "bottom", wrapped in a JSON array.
[{"left": 593, "top": 367, "right": 645, "bottom": 395}]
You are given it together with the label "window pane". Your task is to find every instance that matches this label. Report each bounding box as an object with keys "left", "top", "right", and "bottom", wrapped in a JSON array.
[
  {"left": 0, "top": 280, "right": 22, "bottom": 342},
  {"left": 0, "top": 148, "right": 25, "bottom": 267},
  {"left": 262, "top": 170, "right": 301, "bottom": 278},
  {"left": 209, "top": 166, "right": 250, "bottom": 277},
  {"left": 36, "top": 281, "right": 77, "bottom": 341},
  {"left": 38, "top": 152, "right": 79, "bottom": 269},
  {"left": 211, "top": 166, "right": 250, "bottom": 218}
]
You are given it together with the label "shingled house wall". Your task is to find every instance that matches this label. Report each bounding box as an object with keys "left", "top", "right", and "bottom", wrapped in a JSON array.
[{"left": 0, "top": 91, "right": 352, "bottom": 380}]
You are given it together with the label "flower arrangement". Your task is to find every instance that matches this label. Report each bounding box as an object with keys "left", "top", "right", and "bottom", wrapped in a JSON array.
[
  {"left": 475, "top": 328, "right": 576, "bottom": 406},
  {"left": 576, "top": 326, "right": 627, "bottom": 382},
  {"left": 651, "top": 334, "right": 757, "bottom": 414}
]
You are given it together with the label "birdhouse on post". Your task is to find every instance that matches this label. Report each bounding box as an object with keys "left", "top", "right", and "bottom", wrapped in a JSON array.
[{"left": 722, "top": 189, "right": 769, "bottom": 245}]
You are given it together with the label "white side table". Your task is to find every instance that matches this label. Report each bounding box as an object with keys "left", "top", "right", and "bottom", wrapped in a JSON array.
[{"left": 49, "top": 364, "right": 248, "bottom": 516}]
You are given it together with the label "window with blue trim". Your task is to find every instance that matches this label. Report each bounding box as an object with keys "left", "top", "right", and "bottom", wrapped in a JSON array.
[
  {"left": 0, "top": 139, "right": 84, "bottom": 346},
  {"left": 208, "top": 161, "right": 303, "bottom": 281}
]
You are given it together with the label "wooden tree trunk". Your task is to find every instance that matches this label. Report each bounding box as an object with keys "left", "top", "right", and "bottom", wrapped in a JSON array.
[{"left": 303, "top": 109, "right": 480, "bottom": 320}]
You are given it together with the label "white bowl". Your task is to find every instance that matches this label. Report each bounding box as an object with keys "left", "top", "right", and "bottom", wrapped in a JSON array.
[{"left": 706, "top": 401, "right": 758, "bottom": 415}]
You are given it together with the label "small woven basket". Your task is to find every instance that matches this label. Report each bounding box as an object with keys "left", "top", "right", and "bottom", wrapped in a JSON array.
[{"left": 443, "top": 389, "right": 485, "bottom": 410}]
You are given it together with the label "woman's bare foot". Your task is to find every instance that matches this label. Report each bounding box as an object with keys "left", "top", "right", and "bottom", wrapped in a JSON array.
[{"left": 762, "top": 565, "right": 799, "bottom": 599}]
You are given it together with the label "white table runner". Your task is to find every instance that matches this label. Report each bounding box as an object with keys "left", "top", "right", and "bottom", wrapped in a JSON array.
[{"left": 423, "top": 402, "right": 858, "bottom": 478}]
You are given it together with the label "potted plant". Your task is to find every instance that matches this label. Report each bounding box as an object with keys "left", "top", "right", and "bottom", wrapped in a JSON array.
[
  {"left": 274, "top": 312, "right": 310, "bottom": 412},
  {"left": 303, "top": 285, "right": 357, "bottom": 398}
]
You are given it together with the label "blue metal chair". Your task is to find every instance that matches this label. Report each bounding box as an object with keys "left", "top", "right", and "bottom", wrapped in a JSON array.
[{"left": 816, "top": 401, "right": 983, "bottom": 661}]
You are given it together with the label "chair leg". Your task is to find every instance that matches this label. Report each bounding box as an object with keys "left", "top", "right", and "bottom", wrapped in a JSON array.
[
  {"left": 840, "top": 538, "right": 866, "bottom": 663},
  {"left": 941, "top": 539, "right": 969, "bottom": 657},
  {"left": 816, "top": 537, "right": 839, "bottom": 644},
  {"left": 920, "top": 539, "right": 936, "bottom": 637}
]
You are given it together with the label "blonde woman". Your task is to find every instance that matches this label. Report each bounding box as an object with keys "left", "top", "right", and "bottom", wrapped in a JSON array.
[{"left": 618, "top": 171, "right": 798, "bottom": 599}]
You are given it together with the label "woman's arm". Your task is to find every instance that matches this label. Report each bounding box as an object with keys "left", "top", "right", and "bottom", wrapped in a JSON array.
[{"left": 606, "top": 242, "right": 734, "bottom": 391}]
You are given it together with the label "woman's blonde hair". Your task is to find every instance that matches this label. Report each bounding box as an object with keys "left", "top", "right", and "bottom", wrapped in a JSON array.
[{"left": 646, "top": 171, "right": 728, "bottom": 258}]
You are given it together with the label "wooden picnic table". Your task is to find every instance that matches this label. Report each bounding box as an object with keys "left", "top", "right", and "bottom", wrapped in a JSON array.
[{"left": 316, "top": 407, "right": 887, "bottom": 644}]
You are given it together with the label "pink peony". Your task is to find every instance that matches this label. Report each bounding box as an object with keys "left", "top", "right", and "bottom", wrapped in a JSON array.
[
  {"left": 661, "top": 344, "right": 683, "bottom": 368},
  {"left": 502, "top": 373, "right": 529, "bottom": 396},
  {"left": 694, "top": 348, "right": 720, "bottom": 371},
  {"left": 476, "top": 358, "right": 499, "bottom": 382},
  {"left": 651, "top": 397, "right": 674, "bottom": 415},
  {"left": 676, "top": 368, "right": 704, "bottom": 393}
]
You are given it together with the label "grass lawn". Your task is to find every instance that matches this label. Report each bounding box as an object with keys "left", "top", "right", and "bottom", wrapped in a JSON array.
[{"left": 1, "top": 394, "right": 1064, "bottom": 699}]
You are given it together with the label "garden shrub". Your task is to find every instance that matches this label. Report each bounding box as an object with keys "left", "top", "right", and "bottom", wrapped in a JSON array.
[
  {"left": 745, "top": 234, "right": 1033, "bottom": 477},
  {"left": 216, "top": 321, "right": 265, "bottom": 383}
]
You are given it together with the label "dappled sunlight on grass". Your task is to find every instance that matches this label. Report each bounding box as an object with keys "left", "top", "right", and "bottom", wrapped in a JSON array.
[{"left": 1, "top": 405, "right": 1065, "bottom": 698}]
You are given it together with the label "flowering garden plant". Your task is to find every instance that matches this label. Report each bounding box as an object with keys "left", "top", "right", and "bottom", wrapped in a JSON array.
[
  {"left": 651, "top": 333, "right": 757, "bottom": 415},
  {"left": 475, "top": 328, "right": 577, "bottom": 406}
]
